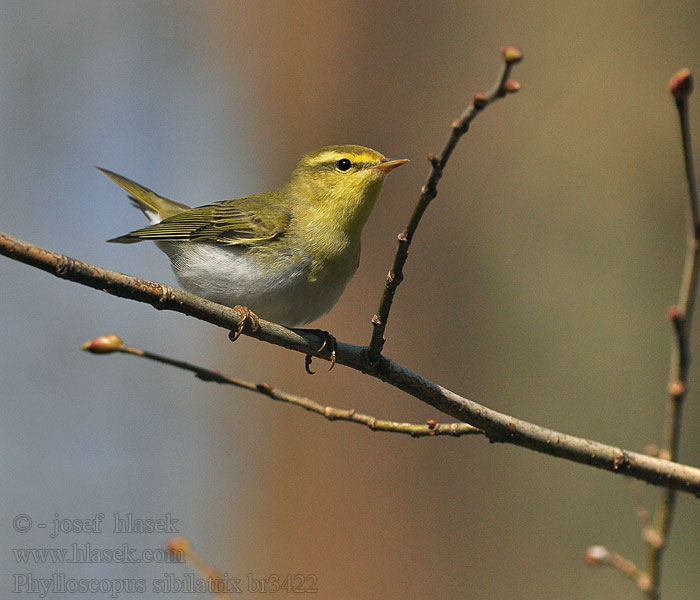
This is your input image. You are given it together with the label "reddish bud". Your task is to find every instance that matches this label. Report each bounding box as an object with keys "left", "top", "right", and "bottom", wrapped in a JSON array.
[
  {"left": 669, "top": 68, "right": 692, "bottom": 100},
  {"left": 584, "top": 545, "right": 611, "bottom": 565},
  {"left": 504, "top": 79, "right": 521, "bottom": 94},
  {"left": 81, "top": 334, "right": 123, "bottom": 354},
  {"left": 669, "top": 381, "right": 686, "bottom": 396},
  {"left": 256, "top": 382, "right": 274, "bottom": 395},
  {"left": 473, "top": 93, "right": 488, "bottom": 109},
  {"left": 166, "top": 536, "right": 191, "bottom": 555},
  {"left": 668, "top": 305, "right": 682, "bottom": 323},
  {"left": 426, "top": 419, "right": 438, "bottom": 430},
  {"left": 501, "top": 46, "right": 523, "bottom": 64}
]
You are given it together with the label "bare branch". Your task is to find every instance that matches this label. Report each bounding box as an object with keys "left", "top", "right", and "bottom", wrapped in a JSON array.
[
  {"left": 2, "top": 231, "right": 700, "bottom": 495},
  {"left": 367, "top": 46, "right": 523, "bottom": 363},
  {"left": 165, "top": 537, "right": 230, "bottom": 599},
  {"left": 646, "top": 67, "right": 699, "bottom": 600},
  {"left": 584, "top": 546, "right": 651, "bottom": 594},
  {"left": 82, "top": 334, "right": 480, "bottom": 438}
]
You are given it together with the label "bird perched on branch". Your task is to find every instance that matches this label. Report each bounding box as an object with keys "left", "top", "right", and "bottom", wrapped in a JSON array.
[{"left": 101, "top": 145, "right": 408, "bottom": 330}]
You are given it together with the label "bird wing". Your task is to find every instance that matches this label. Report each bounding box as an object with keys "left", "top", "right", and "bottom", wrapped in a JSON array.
[{"left": 108, "top": 190, "right": 291, "bottom": 245}]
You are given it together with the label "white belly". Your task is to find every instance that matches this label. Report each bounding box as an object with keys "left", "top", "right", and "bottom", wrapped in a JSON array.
[{"left": 156, "top": 240, "right": 356, "bottom": 327}]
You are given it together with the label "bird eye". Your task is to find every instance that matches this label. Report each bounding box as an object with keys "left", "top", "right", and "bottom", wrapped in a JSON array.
[{"left": 336, "top": 158, "right": 352, "bottom": 172}]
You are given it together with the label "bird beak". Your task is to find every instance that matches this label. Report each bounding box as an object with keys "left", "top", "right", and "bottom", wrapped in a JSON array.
[{"left": 373, "top": 157, "right": 409, "bottom": 173}]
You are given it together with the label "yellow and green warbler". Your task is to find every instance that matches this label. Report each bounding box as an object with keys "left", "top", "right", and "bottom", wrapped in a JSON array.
[{"left": 101, "top": 145, "right": 408, "bottom": 327}]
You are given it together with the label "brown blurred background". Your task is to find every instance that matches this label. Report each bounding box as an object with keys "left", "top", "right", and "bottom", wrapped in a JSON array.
[{"left": 1, "top": 1, "right": 699, "bottom": 598}]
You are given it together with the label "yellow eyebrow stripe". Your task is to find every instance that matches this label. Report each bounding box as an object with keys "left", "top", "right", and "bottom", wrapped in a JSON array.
[{"left": 305, "top": 151, "right": 379, "bottom": 166}]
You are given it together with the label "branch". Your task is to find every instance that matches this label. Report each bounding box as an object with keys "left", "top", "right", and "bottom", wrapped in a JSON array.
[
  {"left": 2, "top": 231, "right": 700, "bottom": 495},
  {"left": 646, "top": 67, "right": 699, "bottom": 600},
  {"left": 166, "top": 537, "right": 230, "bottom": 599},
  {"left": 366, "top": 46, "right": 523, "bottom": 363},
  {"left": 584, "top": 546, "right": 651, "bottom": 594},
  {"left": 81, "top": 334, "right": 481, "bottom": 438}
]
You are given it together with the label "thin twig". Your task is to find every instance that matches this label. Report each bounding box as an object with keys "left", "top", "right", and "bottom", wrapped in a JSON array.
[
  {"left": 366, "top": 46, "right": 523, "bottom": 363},
  {"left": 646, "top": 68, "right": 699, "bottom": 600},
  {"left": 166, "top": 537, "right": 231, "bottom": 599},
  {"left": 584, "top": 546, "right": 651, "bottom": 593},
  {"left": 3, "top": 232, "right": 700, "bottom": 494},
  {"left": 82, "top": 334, "right": 481, "bottom": 438}
]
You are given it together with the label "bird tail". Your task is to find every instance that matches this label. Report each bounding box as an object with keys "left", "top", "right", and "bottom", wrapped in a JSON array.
[{"left": 97, "top": 167, "right": 192, "bottom": 243}]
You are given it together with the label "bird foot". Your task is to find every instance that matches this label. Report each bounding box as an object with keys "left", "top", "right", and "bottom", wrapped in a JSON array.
[
  {"left": 228, "top": 305, "right": 260, "bottom": 342},
  {"left": 293, "top": 329, "right": 336, "bottom": 374}
]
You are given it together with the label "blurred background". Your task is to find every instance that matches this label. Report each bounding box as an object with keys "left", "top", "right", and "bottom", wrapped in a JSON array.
[{"left": 1, "top": 1, "right": 699, "bottom": 598}]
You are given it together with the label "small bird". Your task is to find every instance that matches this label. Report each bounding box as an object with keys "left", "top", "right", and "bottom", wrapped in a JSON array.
[{"left": 100, "top": 145, "right": 408, "bottom": 328}]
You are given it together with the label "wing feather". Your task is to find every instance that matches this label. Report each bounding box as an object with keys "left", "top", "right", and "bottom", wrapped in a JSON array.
[{"left": 109, "top": 190, "right": 290, "bottom": 245}]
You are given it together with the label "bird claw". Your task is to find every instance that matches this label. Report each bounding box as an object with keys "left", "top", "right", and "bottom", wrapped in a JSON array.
[
  {"left": 228, "top": 306, "right": 260, "bottom": 342},
  {"left": 305, "top": 354, "right": 315, "bottom": 375},
  {"left": 297, "top": 329, "right": 336, "bottom": 374}
]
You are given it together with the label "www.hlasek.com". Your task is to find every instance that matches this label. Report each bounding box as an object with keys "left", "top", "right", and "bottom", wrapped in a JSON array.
[
  {"left": 13, "top": 543, "right": 183, "bottom": 564},
  {"left": 13, "top": 572, "right": 319, "bottom": 597}
]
